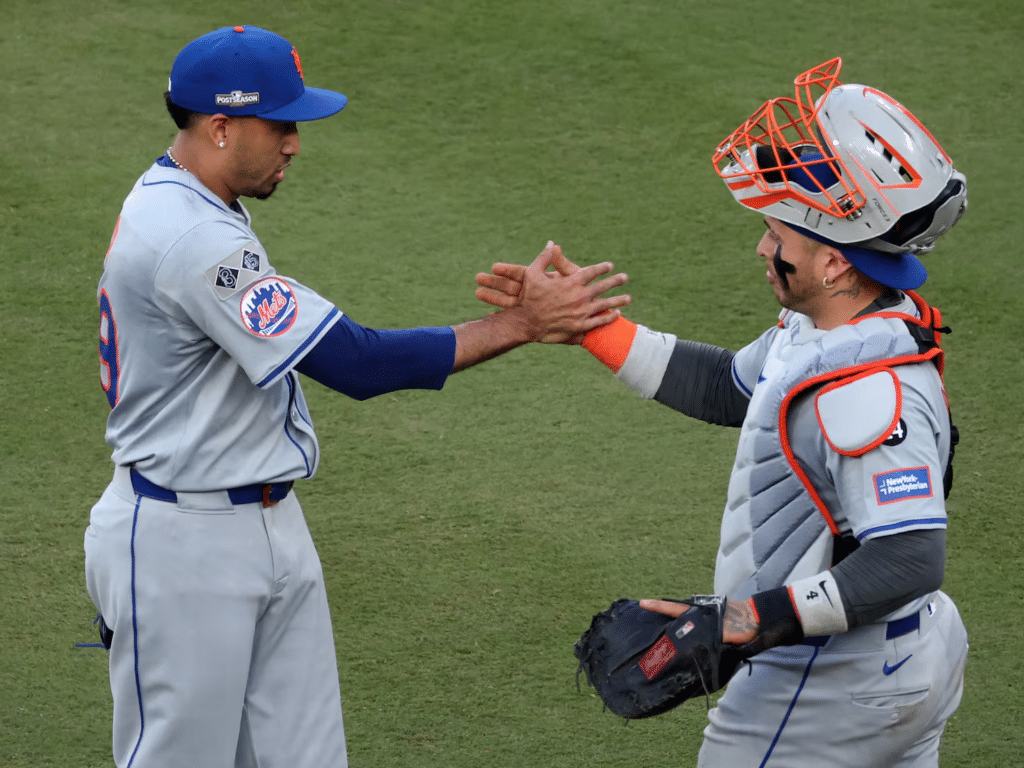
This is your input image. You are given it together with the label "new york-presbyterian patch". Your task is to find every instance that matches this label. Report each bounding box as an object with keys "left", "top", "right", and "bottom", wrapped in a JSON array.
[
  {"left": 240, "top": 277, "right": 298, "bottom": 337},
  {"left": 205, "top": 243, "right": 269, "bottom": 300},
  {"left": 873, "top": 467, "right": 933, "bottom": 505}
]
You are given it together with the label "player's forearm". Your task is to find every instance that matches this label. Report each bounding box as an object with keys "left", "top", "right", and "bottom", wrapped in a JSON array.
[
  {"left": 581, "top": 317, "right": 748, "bottom": 425},
  {"left": 654, "top": 340, "right": 748, "bottom": 426},
  {"left": 735, "top": 528, "right": 946, "bottom": 652},
  {"left": 294, "top": 314, "right": 455, "bottom": 400},
  {"left": 450, "top": 307, "right": 535, "bottom": 373}
]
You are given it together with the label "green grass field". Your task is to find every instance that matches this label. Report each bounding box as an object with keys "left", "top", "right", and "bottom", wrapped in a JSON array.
[{"left": 3, "top": 0, "right": 1023, "bottom": 765}]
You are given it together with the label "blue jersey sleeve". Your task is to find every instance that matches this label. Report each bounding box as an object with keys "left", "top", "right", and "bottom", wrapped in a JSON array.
[{"left": 294, "top": 314, "right": 456, "bottom": 400}]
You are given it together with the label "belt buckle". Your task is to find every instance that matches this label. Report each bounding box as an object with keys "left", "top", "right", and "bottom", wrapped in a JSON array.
[{"left": 262, "top": 485, "right": 278, "bottom": 508}]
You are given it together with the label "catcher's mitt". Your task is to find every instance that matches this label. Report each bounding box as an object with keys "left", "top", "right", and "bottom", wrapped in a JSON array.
[{"left": 573, "top": 596, "right": 740, "bottom": 719}]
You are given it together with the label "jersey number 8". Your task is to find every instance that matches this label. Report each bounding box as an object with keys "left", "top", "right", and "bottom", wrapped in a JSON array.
[{"left": 98, "top": 290, "right": 119, "bottom": 409}]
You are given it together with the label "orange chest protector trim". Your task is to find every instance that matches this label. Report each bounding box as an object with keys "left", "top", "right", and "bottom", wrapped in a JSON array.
[{"left": 777, "top": 291, "right": 955, "bottom": 540}]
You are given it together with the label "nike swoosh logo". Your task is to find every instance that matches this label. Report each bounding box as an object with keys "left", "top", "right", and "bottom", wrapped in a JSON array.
[
  {"left": 883, "top": 655, "right": 913, "bottom": 676},
  {"left": 819, "top": 580, "right": 833, "bottom": 607},
  {"left": 757, "top": 373, "right": 767, "bottom": 383}
]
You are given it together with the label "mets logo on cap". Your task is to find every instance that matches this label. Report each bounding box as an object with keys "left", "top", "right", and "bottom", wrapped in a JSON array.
[{"left": 240, "top": 277, "right": 298, "bottom": 337}]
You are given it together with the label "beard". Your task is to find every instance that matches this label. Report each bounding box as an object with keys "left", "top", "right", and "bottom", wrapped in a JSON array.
[{"left": 243, "top": 179, "right": 280, "bottom": 201}]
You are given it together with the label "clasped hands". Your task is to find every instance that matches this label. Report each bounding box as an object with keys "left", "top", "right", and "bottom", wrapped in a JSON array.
[{"left": 474, "top": 241, "right": 630, "bottom": 344}]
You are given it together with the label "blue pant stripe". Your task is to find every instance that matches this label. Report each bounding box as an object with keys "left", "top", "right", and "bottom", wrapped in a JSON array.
[
  {"left": 758, "top": 646, "right": 820, "bottom": 768},
  {"left": 126, "top": 497, "right": 146, "bottom": 767}
]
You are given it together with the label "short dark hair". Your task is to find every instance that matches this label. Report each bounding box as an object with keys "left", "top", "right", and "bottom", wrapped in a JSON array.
[{"left": 164, "top": 91, "right": 203, "bottom": 130}]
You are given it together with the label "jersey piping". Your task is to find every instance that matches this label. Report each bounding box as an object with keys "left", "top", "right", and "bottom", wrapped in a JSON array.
[{"left": 258, "top": 307, "right": 341, "bottom": 388}]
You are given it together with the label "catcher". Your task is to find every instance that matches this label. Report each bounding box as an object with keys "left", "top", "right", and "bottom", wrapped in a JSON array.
[{"left": 478, "top": 59, "right": 968, "bottom": 767}]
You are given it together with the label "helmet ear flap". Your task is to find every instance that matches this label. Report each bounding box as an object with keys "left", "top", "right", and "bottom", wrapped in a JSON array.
[{"left": 881, "top": 174, "right": 968, "bottom": 253}]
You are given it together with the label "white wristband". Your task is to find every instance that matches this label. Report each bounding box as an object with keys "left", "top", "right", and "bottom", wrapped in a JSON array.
[
  {"left": 615, "top": 325, "right": 677, "bottom": 399},
  {"left": 789, "top": 571, "right": 849, "bottom": 636}
]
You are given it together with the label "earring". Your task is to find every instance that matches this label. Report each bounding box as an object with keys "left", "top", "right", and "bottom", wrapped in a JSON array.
[
  {"left": 219, "top": 141, "right": 225, "bottom": 148},
  {"left": 823, "top": 276, "right": 836, "bottom": 290}
]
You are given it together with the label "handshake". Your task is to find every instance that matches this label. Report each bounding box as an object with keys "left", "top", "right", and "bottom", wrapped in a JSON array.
[{"left": 472, "top": 241, "right": 631, "bottom": 345}]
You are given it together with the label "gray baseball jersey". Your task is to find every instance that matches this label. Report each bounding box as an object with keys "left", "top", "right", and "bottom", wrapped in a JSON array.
[
  {"left": 89, "top": 158, "right": 350, "bottom": 767},
  {"left": 99, "top": 160, "right": 342, "bottom": 489},
  {"left": 600, "top": 291, "right": 967, "bottom": 767},
  {"left": 720, "top": 293, "right": 951, "bottom": 622}
]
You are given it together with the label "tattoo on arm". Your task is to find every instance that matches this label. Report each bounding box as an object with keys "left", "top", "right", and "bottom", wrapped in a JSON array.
[
  {"left": 723, "top": 601, "right": 759, "bottom": 645},
  {"left": 725, "top": 596, "right": 803, "bottom": 653}
]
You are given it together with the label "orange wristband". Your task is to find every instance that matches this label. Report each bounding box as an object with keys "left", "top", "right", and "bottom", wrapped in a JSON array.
[{"left": 582, "top": 316, "right": 638, "bottom": 373}]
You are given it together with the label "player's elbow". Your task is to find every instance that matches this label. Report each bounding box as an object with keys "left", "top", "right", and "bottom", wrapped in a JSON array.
[
  {"left": 896, "top": 528, "right": 947, "bottom": 598},
  {"left": 919, "top": 544, "right": 945, "bottom": 594}
]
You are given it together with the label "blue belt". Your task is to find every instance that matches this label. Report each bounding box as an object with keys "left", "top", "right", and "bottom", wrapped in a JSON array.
[
  {"left": 129, "top": 468, "right": 293, "bottom": 507},
  {"left": 801, "top": 611, "right": 920, "bottom": 647},
  {"left": 885, "top": 612, "right": 921, "bottom": 640}
]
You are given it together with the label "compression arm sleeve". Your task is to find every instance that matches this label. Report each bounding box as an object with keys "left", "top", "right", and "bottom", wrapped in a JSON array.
[
  {"left": 294, "top": 314, "right": 456, "bottom": 401},
  {"left": 831, "top": 527, "right": 946, "bottom": 628},
  {"left": 750, "top": 528, "right": 945, "bottom": 645},
  {"left": 582, "top": 318, "right": 748, "bottom": 426},
  {"left": 654, "top": 340, "right": 749, "bottom": 427}
]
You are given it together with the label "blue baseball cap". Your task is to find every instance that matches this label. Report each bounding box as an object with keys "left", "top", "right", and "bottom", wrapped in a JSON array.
[
  {"left": 168, "top": 25, "right": 347, "bottom": 121},
  {"left": 792, "top": 224, "right": 928, "bottom": 290},
  {"left": 784, "top": 153, "right": 927, "bottom": 290}
]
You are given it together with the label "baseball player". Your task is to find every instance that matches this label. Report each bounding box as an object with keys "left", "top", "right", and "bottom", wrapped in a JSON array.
[
  {"left": 86, "top": 25, "right": 631, "bottom": 768},
  {"left": 477, "top": 59, "right": 969, "bottom": 767}
]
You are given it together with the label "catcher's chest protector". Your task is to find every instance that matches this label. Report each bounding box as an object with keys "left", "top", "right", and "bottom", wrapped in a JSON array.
[{"left": 719, "top": 292, "right": 951, "bottom": 599}]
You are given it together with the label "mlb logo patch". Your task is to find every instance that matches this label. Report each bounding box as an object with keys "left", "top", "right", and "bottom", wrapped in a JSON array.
[
  {"left": 873, "top": 467, "right": 933, "bottom": 505},
  {"left": 240, "top": 277, "right": 298, "bottom": 337},
  {"left": 674, "top": 621, "right": 695, "bottom": 639}
]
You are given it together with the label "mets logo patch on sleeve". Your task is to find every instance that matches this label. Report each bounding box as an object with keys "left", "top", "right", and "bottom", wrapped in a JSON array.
[
  {"left": 873, "top": 467, "right": 933, "bottom": 505},
  {"left": 240, "top": 277, "right": 298, "bottom": 337}
]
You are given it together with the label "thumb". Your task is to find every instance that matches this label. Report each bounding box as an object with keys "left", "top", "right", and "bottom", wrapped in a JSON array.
[
  {"left": 551, "top": 246, "right": 581, "bottom": 276},
  {"left": 528, "top": 241, "right": 557, "bottom": 274}
]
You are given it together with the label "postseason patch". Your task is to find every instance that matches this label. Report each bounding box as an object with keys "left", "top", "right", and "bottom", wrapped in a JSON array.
[
  {"left": 240, "top": 277, "right": 298, "bottom": 337},
  {"left": 873, "top": 467, "right": 933, "bottom": 505},
  {"left": 216, "top": 90, "right": 260, "bottom": 107}
]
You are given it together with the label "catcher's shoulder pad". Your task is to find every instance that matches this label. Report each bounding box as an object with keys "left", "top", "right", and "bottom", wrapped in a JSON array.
[{"left": 814, "top": 368, "right": 901, "bottom": 457}]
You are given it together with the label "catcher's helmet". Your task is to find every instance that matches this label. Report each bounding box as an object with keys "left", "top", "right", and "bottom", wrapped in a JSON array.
[{"left": 713, "top": 58, "right": 967, "bottom": 289}]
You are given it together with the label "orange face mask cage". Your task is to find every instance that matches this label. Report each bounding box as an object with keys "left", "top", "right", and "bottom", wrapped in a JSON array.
[{"left": 713, "top": 57, "right": 868, "bottom": 219}]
